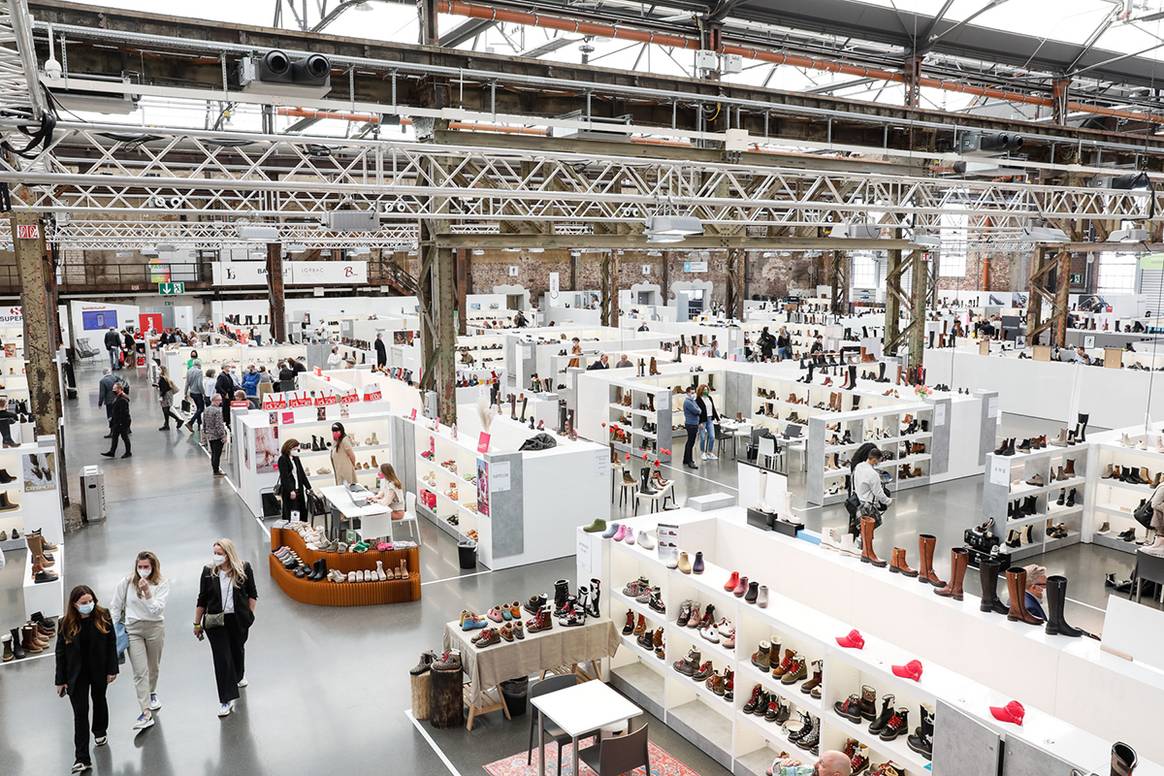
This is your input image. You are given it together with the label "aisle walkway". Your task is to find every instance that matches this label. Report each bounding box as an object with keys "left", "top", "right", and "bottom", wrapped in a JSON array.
[{"left": 0, "top": 364, "right": 729, "bottom": 776}]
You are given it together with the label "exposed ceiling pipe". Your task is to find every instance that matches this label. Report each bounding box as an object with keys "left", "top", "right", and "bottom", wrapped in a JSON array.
[{"left": 435, "top": 0, "right": 1164, "bottom": 126}]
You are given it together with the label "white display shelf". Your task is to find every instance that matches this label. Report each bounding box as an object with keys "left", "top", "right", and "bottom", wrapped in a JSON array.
[
  {"left": 1009, "top": 475, "right": 1086, "bottom": 498},
  {"left": 22, "top": 544, "right": 63, "bottom": 620},
  {"left": 825, "top": 431, "right": 931, "bottom": 453},
  {"left": 592, "top": 507, "right": 1164, "bottom": 774},
  {"left": 668, "top": 620, "right": 736, "bottom": 665}
]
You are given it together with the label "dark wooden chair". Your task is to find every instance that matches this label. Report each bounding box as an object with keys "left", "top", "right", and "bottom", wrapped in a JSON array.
[{"left": 578, "top": 722, "right": 650, "bottom": 776}]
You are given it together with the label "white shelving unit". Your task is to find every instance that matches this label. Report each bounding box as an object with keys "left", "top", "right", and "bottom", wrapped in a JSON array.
[
  {"left": 606, "top": 379, "right": 673, "bottom": 462},
  {"left": 1084, "top": 425, "right": 1164, "bottom": 554},
  {"left": 585, "top": 509, "right": 1164, "bottom": 776},
  {"left": 981, "top": 443, "right": 1089, "bottom": 560},
  {"left": 412, "top": 421, "right": 483, "bottom": 544}
]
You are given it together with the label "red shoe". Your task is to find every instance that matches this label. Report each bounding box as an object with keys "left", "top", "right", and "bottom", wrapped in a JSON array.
[{"left": 723, "top": 571, "right": 740, "bottom": 592}]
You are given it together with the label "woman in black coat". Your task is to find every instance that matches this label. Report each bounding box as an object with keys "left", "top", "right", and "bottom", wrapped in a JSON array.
[
  {"left": 277, "top": 438, "right": 311, "bottom": 521},
  {"left": 55, "top": 584, "right": 119, "bottom": 774},
  {"left": 194, "top": 538, "right": 258, "bottom": 718}
]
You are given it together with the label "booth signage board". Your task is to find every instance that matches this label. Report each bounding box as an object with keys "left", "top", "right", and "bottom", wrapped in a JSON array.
[
  {"left": 548, "top": 272, "right": 560, "bottom": 297},
  {"left": 211, "top": 260, "right": 368, "bottom": 286},
  {"left": 683, "top": 260, "right": 708, "bottom": 273},
  {"left": 0, "top": 306, "right": 21, "bottom": 325},
  {"left": 81, "top": 309, "right": 117, "bottom": 331},
  {"left": 477, "top": 432, "right": 490, "bottom": 453}
]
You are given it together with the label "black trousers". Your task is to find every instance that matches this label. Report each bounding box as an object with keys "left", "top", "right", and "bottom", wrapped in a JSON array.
[
  {"left": 683, "top": 424, "right": 699, "bottom": 465},
  {"left": 69, "top": 673, "right": 109, "bottom": 765},
  {"left": 281, "top": 489, "right": 305, "bottom": 521},
  {"left": 209, "top": 439, "right": 224, "bottom": 474},
  {"left": 206, "top": 613, "right": 248, "bottom": 704},
  {"left": 107, "top": 427, "right": 131, "bottom": 455},
  {"left": 190, "top": 393, "right": 205, "bottom": 427},
  {"left": 160, "top": 405, "right": 181, "bottom": 428}
]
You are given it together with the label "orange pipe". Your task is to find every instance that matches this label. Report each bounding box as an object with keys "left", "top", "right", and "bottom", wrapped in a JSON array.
[{"left": 437, "top": 0, "right": 1164, "bottom": 126}]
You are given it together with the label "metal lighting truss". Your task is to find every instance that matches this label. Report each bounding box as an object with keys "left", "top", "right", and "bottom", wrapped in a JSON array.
[
  {"left": 0, "top": 0, "right": 41, "bottom": 117},
  {"left": 0, "top": 120, "right": 1159, "bottom": 242},
  {"left": 44, "top": 220, "right": 419, "bottom": 250}
]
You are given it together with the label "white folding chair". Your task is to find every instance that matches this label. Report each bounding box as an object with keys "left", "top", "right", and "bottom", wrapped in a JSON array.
[
  {"left": 758, "top": 436, "right": 784, "bottom": 471},
  {"left": 394, "top": 491, "right": 420, "bottom": 542}
]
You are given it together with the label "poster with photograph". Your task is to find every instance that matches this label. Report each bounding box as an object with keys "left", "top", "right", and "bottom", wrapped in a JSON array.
[
  {"left": 476, "top": 458, "right": 490, "bottom": 517},
  {"left": 656, "top": 523, "right": 680, "bottom": 566},
  {"left": 254, "top": 426, "right": 280, "bottom": 473},
  {"left": 23, "top": 451, "right": 55, "bottom": 491},
  {"left": 316, "top": 406, "right": 327, "bottom": 422}
]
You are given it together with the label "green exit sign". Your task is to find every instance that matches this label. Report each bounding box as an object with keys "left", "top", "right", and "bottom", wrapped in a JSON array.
[{"left": 158, "top": 281, "right": 185, "bottom": 295}]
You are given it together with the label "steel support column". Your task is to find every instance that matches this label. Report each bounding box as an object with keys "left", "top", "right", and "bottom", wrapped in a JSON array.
[
  {"left": 1052, "top": 77, "right": 1071, "bottom": 125},
  {"left": 600, "top": 250, "right": 620, "bottom": 326},
  {"left": 10, "top": 213, "right": 61, "bottom": 438},
  {"left": 418, "top": 222, "right": 458, "bottom": 422},
  {"left": 904, "top": 53, "right": 923, "bottom": 109},
  {"left": 884, "top": 244, "right": 928, "bottom": 367},
  {"left": 884, "top": 244, "right": 903, "bottom": 355},
  {"left": 726, "top": 247, "right": 744, "bottom": 320},
  {"left": 265, "top": 242, "right": 285, "bottom": 343},
  {"left": 1026, "top": 246, "right": 1070, "bottom": 347},
  {"left": 418, "top": 0, "right": 439, "bottom": 45},
  {"left": 454, "top": 247, "right": 470, "bottom": 336},
  {"left": 830, "top": 250, "right": 849, "bottom": 314}
]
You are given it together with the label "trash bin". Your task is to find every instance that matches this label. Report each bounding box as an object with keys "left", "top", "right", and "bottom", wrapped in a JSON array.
[
  {"left": 457, "top": 540, "right": 478, "bottom": 570},
  {"left": 80, "top": 465, "right": 107, "bottom": 524},
  {"left": 500, "top": 676, "right": 529, "bottom": 717}
]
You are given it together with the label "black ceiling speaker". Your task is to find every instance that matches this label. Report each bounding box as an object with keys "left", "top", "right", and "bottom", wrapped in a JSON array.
[
  {"left": 979, "top": 133, "right": 1023, "bottom": 153},
  {"left": 292, "top": 54, "right": 331, "bottom": 86},
  {"left": 259, "top": 50, "right": 293, "bottom": 82}
]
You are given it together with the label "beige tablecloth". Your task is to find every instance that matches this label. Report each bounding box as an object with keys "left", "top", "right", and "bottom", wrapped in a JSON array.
[{"left": 443, "top": 618, "right": 619, "bottom": 703}]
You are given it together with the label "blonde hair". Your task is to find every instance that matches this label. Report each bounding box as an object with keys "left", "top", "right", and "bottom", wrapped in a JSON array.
[
  {"left": 213, "top": 538, "right": 248, "bottom": 587},
  {"left": 131, "top": 550, "right": 163, "bottom": 596}
]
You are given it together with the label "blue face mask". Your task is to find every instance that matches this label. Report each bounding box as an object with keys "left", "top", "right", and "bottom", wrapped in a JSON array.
[{"left": 76, "top": 602, "right": 95, "bottom": 615}]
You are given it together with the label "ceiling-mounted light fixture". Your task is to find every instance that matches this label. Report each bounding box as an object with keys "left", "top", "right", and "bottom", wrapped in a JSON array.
[
  {"left": 1019, "top": 226, "right": 1070, "bottom": 244},
  {"left": 830, "top": 223, "right": 882, "bottom": 240},
  {"left": 645, "top": 215, "right": 703, "bottom": 244},
  {"left": 1110, "top": 224, "right": 1149, "bottom": 244},
  {"left": 912, "top": 229, "right": 941, "bottom": 248}
]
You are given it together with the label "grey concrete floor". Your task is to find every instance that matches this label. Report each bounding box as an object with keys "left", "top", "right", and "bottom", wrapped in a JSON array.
[{"left": 0, "top": 364, "right": 1147, "bottom": 776}]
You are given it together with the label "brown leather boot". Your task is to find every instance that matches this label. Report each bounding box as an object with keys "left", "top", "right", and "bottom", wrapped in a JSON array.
[
  {"left": 26, "top": 533, "right": 54, "bottom": 567},
  {"left": 917, "top": 534, "right": 945, "bottom": 587},
  {"left": 21, "top": 625, "right": 45, "bottom": 654},
  {"left": 1063, "top": 458, "right": 1075, "bottom": 476},
  {"left": 768, "top": 640, "right": 781, "bottom": 668},
  {"left": 859, "top": 516, "right": 887, "bottom": 568},
  {"left": 934, "top": 548, "right": 969, "bottom": 601},
  {"left": 890, "top": 547, "right": 918, "bottom": 577},
  {"left": 1006, "top": 567, "right": 1044, "bottom": 625}
]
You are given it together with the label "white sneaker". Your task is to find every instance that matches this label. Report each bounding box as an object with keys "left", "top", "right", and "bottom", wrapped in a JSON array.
[
  {"left": 700, "top": 453, "right": 708, "bottom": 460},
  {"left": 237, "top": 677, "right": 248, "bottom": 688},
  {"left": 708, "top": 453, "right": 718, "bottom": 460},
  {"left": 218, "top": 702, "right": 233, "bottom": 718},
  {"left": 94, "top": 735, "right": 107, "bottom": 747},
  {"left": 71, "top": 762, "right": 91, "bottom": 773},
  {"left": 132, "top": 712, "right": 155, "bottom": 731},
  {"left": 149, "top": 693, "right": 162, "bottom": 711}
]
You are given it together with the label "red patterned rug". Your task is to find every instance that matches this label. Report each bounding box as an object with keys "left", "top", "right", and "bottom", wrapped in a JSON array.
[{"left": 483, "top": 737, "right": 699, "bottom": 776}]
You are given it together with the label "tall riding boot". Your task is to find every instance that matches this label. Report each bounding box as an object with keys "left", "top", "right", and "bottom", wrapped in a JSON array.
[
  {"left": 839, "top": 369, "right": 851, "bottom": 389},
  {"left": 878, "top": 362, "right": 886, "bottom": 382},
  {"left": 978, "top": 560, "right": 1009, "bottom": 615},
  {"left": 917, "top": 534, "right": 944, "bottom": 586},
  {"left": 649, "top": 358, "right": 659, "bottom": 376},
  {"left": 519, "top": 396, "right": 528, "bottom": 422},
  {"left": 848, "top": 364, "right": 857, "bottom": 389},
  {"left": 1006, "top": 567, "right": 1044, "bottom": 625},
  {"left": 552, "top": 580, "right": 570, "bottom": 616},
  {"left": 1112, "top": 743, "right": 1138, "bottom": 776},
  {"left": 859, "top": 516, "right": 887, "bottom": 568},
  {"left": 804, "top": 363, "right": 815, "bottom": 384},
  {"left": 934, "top": 548, "right": 969, "bottom": 601},
  {"left": 1044, "top": 575, "right": 1082, "bottom": 637}
]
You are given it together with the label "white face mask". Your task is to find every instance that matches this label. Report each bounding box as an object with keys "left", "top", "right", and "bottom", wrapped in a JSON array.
[
  {"left": 211, "top": 553, "right": 226, "bottom": 566},
  {"left": 290, "top": 449, "right": 300, "bottom": 457},
  {"left": 137, "top": 567, "right": 151, "bottom": 579}
]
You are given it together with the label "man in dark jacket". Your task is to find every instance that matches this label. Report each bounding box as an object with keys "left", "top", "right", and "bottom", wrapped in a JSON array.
[
  {"left": 101, "top": 383, "right": 132, "bottom": 458},
  {"left": 374, "top": 333, "right": 387, "bottom": 368},
  {"left": 277, "top": 361, "right": 297, "bottom": 391},
  {"left": 103, "top": 328, "right": 121, "bottom": 370},
  {"left": 215, "top": 364, "right": 236, "bottom": 425}
]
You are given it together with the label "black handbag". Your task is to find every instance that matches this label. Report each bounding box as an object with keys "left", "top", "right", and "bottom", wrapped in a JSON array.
[
  {"left": 180, "top": 398, "right": 191, "bottom": 413},
  {"left": 1134, "top": 499, "right": 1154, "bottom": 529}
]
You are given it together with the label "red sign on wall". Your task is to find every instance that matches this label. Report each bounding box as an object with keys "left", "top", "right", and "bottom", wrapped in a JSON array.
[{"left": 15, "top": 223, "right": 39, "bottom": 240}]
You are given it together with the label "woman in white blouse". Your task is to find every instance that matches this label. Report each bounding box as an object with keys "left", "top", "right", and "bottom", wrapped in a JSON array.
[
  {"left": 372, "top": 463, "right": 406, "bottom": 520},
  {"left": 110, "top": 551, "right": 169, "bottom": 731}
]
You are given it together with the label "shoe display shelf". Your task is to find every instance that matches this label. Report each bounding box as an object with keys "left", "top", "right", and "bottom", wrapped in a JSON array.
[
  {"left": 750, "top": 373, "right": 869, "bottom": 445},
  {"left": 1083, "top": 425, "right": 1164, "bottom": 555},
  {"left": 806, "top": 402, "right": 939, "bottom": 507},
  {"left": 636, "top": 367, "right": 725, "bottom": 445},
  {"left": 233, "top": 406, "right": 397, "bottom": 518},
  {"left": 603, "top": 378, "right": 673, "bottom": 463},
  {"left": 267, "top": 525, "right": 420, "bottom": 606},
  {"left": 454, "top": 335, "right": 507, "bottom": 370},
  {"left": 411, "top": 413, "right": 609, "bottom": 570},
  {"left": 980, "top": 444, "right": 1089, "bottom": 561},
  {"left": 587, "top": 509, "right": 1164, "bottom": 775},
  {"left": 412, "top": 421, "right": 482, "bottom": 545},
  {"left": 4, "top": 437, "right": 65, "bottom": 628}
]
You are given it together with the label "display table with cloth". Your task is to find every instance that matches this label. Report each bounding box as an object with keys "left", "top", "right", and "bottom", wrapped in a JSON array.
[{"left": 442, "top": 618, "right": 619, "bottom": 730}]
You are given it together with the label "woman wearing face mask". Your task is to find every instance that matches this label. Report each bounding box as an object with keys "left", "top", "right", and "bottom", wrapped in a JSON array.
[
  {"left": 55, "top": 585, "right": 119, "bottom": 773},
  {"left": 329, "top": 422, "right": 357, "bottom": 486},
  {"left": 371, "top": 463, "right": 406, "bottom": 520},
  {"left": 277, "top": 438, "right": 312, "bottom": 521},
  {"left": 110, "top": 551, "right": 169, "bottom": 731},
  {"left": 194, "top": 538, "right": 257, "bottom": 718}
]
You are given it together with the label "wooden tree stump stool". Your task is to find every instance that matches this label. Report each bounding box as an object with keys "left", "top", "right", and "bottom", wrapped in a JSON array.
[
  {"left": 410, "top": 672, "right": 432, "bottom": 721},
  {"left": 428, "top": 667, "right": 464, "bottom": 728}
]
